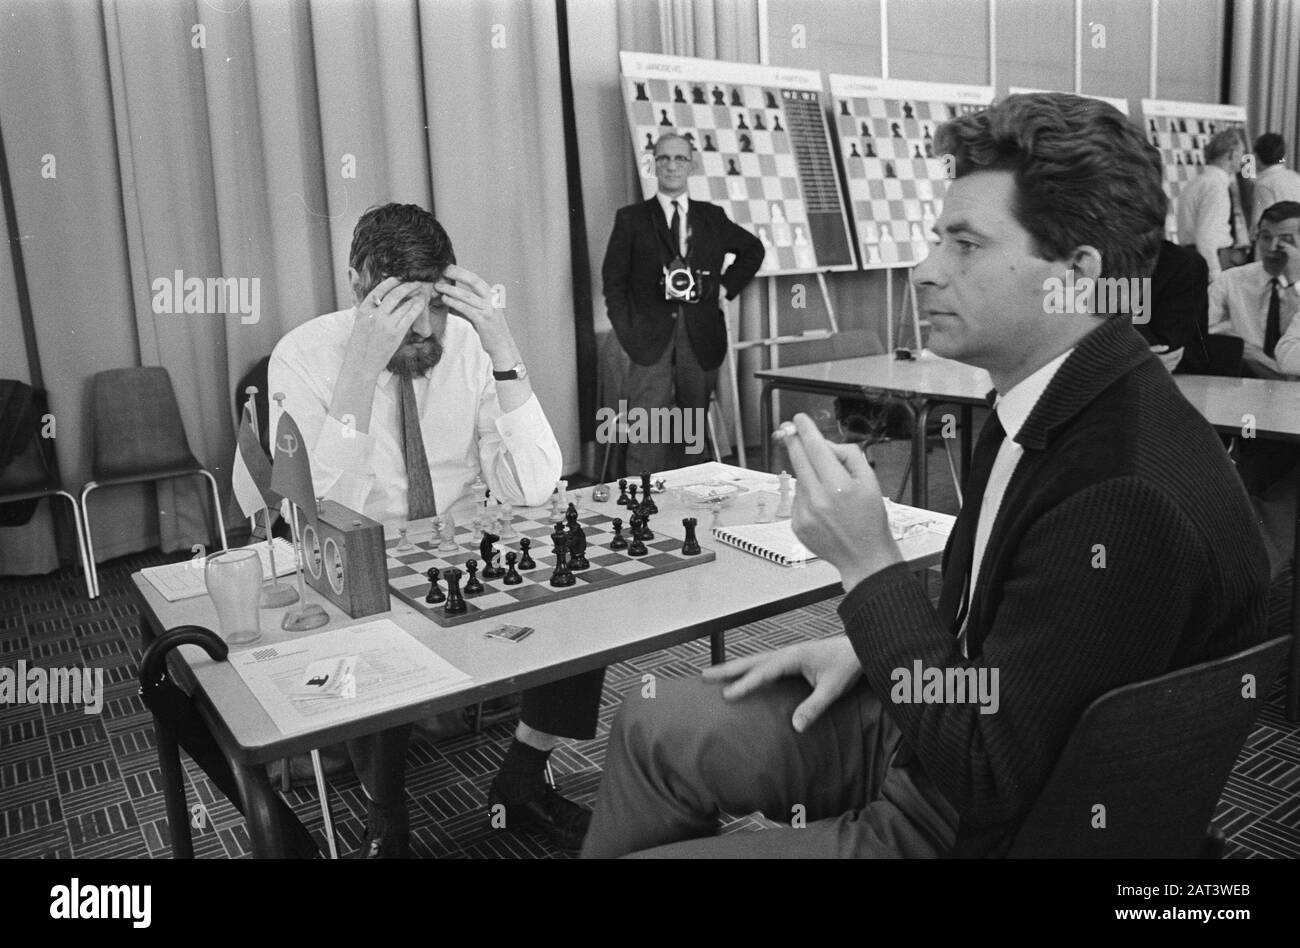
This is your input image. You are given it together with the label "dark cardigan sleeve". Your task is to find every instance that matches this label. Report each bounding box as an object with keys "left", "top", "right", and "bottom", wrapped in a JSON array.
[{"left": 838, "top": 476, "right": 1209, "bottom": 828}]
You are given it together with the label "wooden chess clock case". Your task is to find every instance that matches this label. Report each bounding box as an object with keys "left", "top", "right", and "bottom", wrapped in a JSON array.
[{"left": 298, "top": 499, "right": 390, "bottom": 618}]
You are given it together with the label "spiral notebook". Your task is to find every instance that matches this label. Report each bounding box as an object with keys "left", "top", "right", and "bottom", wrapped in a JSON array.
[{"left": 712, "top": 502, "right": 951, "bottom": 567}]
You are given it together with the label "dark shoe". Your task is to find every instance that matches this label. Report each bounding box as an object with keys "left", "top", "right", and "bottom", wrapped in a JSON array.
[
  {"left": 487, "top": 779, "right": 592, "bottom": 852},
  {"left": 358, "top": 806, "right": 409, "bottom": 859}
]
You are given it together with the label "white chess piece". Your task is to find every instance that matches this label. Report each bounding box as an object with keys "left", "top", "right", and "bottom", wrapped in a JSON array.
[
  {"left": 770, "top": 203, "right": 786, "bottom": 224},
  {"left": 794, "top": 225, "right": 809, "bottom": 245},
  {"left": 759, "top": 226, "right": 773, "bottom": 248}
]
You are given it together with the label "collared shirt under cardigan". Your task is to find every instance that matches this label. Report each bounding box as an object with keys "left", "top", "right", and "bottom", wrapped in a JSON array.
[{"left": 268, "top": 308, "right": 562, "bottom": 526}]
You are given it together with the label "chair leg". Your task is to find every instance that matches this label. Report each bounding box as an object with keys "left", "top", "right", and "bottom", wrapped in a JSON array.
[
  {"left": 707, "top": 397, "right": 724, "bottom": 463},
  {"left": 55, "top": 491, "right": 95, "bottom": 600},
  {"left": 198, "top": 469, "right": 229, "bottom": 552},
  {"left": 80, "top": 482, "right": 102, "bottom": 599},
  {"left": 309, "top": 749, "right": 339, "bottom": 860}
]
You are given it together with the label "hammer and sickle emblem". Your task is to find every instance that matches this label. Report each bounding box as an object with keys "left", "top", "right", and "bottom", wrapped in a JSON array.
[{"left": 278, "top": 432, "right": 298, "bottom": 457}]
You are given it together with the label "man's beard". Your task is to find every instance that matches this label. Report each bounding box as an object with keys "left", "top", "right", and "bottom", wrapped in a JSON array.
[{"left": 387, "top": 333, "right": 443, "bottom": 377}]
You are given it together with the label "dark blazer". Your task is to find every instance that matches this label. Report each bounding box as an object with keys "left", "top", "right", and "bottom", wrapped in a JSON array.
[
  {"left": 602, "top": 197, "right": 765, "bottom": 370},
  {"left": 838, "top": 316, "right": 1270, "bottom": 856},
  {"left": 1139, "top": 240, "right": 1211, "bottom": 374}
]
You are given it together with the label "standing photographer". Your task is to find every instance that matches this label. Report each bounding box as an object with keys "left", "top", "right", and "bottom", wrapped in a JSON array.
[{"left": 602, "top": 132, "right": 765, "bottom": 472}]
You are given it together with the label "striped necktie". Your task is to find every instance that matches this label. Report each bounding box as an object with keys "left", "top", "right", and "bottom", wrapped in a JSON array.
[{"left": 398, "top": 374, "right": 437, "bottom": 519}]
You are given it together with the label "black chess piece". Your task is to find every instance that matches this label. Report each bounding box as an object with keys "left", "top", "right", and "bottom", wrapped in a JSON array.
[
  {"left": 712, "top": 86, "right": 724, "bottom": 105},
  {"left": 1179, "top": 119, "right": 1187, "bottom": 133},
  {"left": 925, "top": 142, "right": 934, "bottom": 158},
  {"left": 860, "top": 121, "right": 870, "bottom": 136},
  {"left": 772, "top": 115, "right": 783, "bottom": 132},
  {"left": 443, "top": 568, "right": 467, "bottom": 614},
  {"left": 737, "top": 112, "right": 749, "bottom": 130},
  {"left": 703, "top": 134, "right": 716, "bottom": 152},
  {"left": 464, "top": 559, "right": 484, "bottom": 595},
  {"left": 885, "top": 161, "right": 896, "bottom": 178},
  {"left": 740, "top": 134, "right": 752, "bottom": 153},
  {"left": 550, "top": 533, "right": 575, "bottom": 587},
  {"left": 948, "top": 104, "right": 958, "bottom": 119},
  {"left": 503, "top": 552, "right": 522, "bottom": 585},
  {"left": 683, "top": 131, "right": 696, "bottom": 146},
  {"left": 566, "top": 513, "right": 589, "bottom": 570},
  {"left": 923, "top": 124, "right": 932, "bottom": 140},
  {"left": 480, "top": 531, "right": 504, "bottom": 578},
  {"left": 635, "top": 504, "right": 655, "bottom": 541},
  {"left": 425, "top": 567, "right": 445, "bottom": 604},
  {"left": 627, "top": 483, "right": 639, "bottom": 509},
  {"left": 765, "top": 90, "right": 777, "bottom": 109},
  {"left": 891, "top": 122, "right": 902, "bottom": 138},
  {"left": 1176, "top": 152, "right": 1183, "bottom": 165},
  {"left": 609, "top": 517, "right": 628, "bottom": 550},
  {"left": 635, "top": 81, "right": 648, "bottom": 101},
  {"left": 753, "top": 112, "right": 765, "bottom": 131},
  {"left": 865, "top": 141, "right": 876, "bottom": 158},
  {"left": 840, "top": 99, "right": 851, "bottom": 116},
  {"left": 681, "top": 517, "right": 701, "bottom": 556},
  {"left": 616, "top": 478, "right": 629, "bottom": 505},
  {"left": 518, "top": 537, "right": 536, "bottom": 570},
  {"left": 850, "top": 142, "right": 861, "bottom": 158},
  {"left": 730, "top": 88, "right": 742, "bottom": 107},
  {"left": 659, "top": 109, "right": 672, "bottom": 126},
  {"left": 914, "top": 145, "right": 923, "bottom": 159},
  {"left": 627, "top": 515, "right": 648, "bottom": 557},
  {"left": 640, "top": 472, "right": 658, "bottom": 514},
  {"left": 644, "top": 133, "right": 655, "bottom": 151},
  {"left": 903, "top": 102, "right": 914, "bottom": 119},
  {"left": 692, "top": 85, "right": 706, "bottom": 104},
  {"left": 727, "top": 158, "right": 741, "bottom": 176},
  {"left": 674, "top": 85, "right": 686, "bottom": 103}
]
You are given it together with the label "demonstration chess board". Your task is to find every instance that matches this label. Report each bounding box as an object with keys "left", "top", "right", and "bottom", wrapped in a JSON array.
[
  {"left": 620, "top": 51, "right": 855, "bottom": 275},
  {"left": 386, "top": 510, "right": 715, "bottom": 628},
  {"left": 1139, "top": 99, "right": 1248, "bottom": 241},
  {"left": 829, "top": 75, "right": 994, "bottom": 271}
]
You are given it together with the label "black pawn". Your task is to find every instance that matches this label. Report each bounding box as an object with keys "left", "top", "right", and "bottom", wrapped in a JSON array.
[
  {"left": 425, "top": 567, "right": 445, "bottom": 604},
  {"left": 627, "top": 483, "right": 640, "bottom": 509},
  {"left": 681, "top": 517, "right": 701, "bottom": 556},
  {"left": 730, "top": 88, "right": 742, "bottom": 106},
  {"left": 610, "top": 517, "right": 628, "bottom": 550},
  {"left": 674, "top": 85, "right": 686, "bottom": 103},
  {"left": 772, "top": 115, "right": 783, "bottom": 132},
  {"left": 518, "top": 537, "right": 536, "bottom": 570},
  {"left": 503, "top": 552, "right": 522, "bottom": 585},
  {"left": 443, "top": 568, "right": 467, "bottom": 614},
  {"left": 753, "top": 112, "right": 765, "bottom": 130},
  {"left": 617, "top": 478, "right": 630, "bottom": 506},
  {"left": 627, "top": 516, "right": 648, "bottom": 557},
  {"left": 464, "top": 559, "right": 484, "bottom": 595},
  {"left": 640, "top": 472, "right": 658, "bottom": 514}
]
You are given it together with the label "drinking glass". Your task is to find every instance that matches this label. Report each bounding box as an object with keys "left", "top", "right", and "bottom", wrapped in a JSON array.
[{"left": 205, "top": 548, "right": 263, "bottom": 645}]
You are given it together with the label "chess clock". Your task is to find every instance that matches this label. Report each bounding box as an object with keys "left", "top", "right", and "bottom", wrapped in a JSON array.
[{"left": 299, "top": 499, "right": 391, "bottom": 618}]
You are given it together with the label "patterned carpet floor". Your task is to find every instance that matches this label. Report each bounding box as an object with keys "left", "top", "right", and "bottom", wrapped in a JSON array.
[{"left": 1, "top": 438, "right": 1297, "bottom": 858}]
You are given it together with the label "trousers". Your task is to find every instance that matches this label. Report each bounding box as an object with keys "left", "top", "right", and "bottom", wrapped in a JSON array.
[
  {"left": 622, "top": 313, "right": 717, "bottom": 475},
  {"left": 349, "top": 668, "right": 606, "bottom": 806},
  {"left": 580, "top": 674, "right": 959, "bottom": 858}
]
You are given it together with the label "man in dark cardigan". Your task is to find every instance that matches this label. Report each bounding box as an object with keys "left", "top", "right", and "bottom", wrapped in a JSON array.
[{"left": 580, "top": 93, "right": 1271, "bottom": 858}]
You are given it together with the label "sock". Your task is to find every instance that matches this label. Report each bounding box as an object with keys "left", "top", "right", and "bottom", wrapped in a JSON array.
[{"left": 495, "top": 739, "right": 552, "bottom": 802}]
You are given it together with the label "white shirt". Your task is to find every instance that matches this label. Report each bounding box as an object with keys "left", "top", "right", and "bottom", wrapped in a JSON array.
[
  {"left": 1207, "top": 261, "right": 1300, "bottom": 376},
  {"left": 1251, "top": 163, "right": 1300, "bottom": 227},
  {"left": 656, "top": 192, "right": 689, "bottom": 257},
  {"left": 1176, "top": 165, "right": 1233, "bottom": 280},
  {"left": 968, "top": 349, "right": 1075, "bottom": 615},
  {"left": 267, "top": 308, "right": 562, "bottom": 526}
]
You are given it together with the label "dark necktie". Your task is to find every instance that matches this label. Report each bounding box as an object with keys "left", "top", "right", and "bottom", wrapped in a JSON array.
[
  {"left": 936, "top": 408, "right": 1005, "bottom": 637},
  {"left": 1264, "top": 278, "right": 1282, "bottom": 358},
  {"left": 398, "top": 374, "right": 437, "bottom": 519},
  {"left": 671, "top": 200, "right": 682, "bottom": 257}
]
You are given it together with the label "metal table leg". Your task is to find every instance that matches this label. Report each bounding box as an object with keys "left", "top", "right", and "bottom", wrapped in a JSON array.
[
  {"left": 230, "top": 757, "right": 292, "bottom": 858},
  {"left": 710, "top": 630, "right": 725, "bottom": 665},
  {"left": 760, "top": 380, "right": 776, "bottom": 472},
  {"left": 914, "top": 401, "right": 933, "bottom": 509},
  {"left": 1288, "top": 460, "right": 1300, "bottom": 721}
]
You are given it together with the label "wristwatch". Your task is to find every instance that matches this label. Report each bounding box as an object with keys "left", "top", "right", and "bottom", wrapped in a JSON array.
[{"left": 492, "top": 362, "right": 528, "bottom": 381}]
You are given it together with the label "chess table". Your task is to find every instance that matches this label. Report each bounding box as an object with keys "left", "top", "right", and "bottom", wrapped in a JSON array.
[{"left": 131, "top": 462, "right": 952, "bottom": 857}]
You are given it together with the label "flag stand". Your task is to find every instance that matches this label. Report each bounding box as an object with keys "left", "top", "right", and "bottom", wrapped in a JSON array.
[
  {"left": 237, "top": 385, "right": 299, "bottom": 609},
  {"left": 258, "top": 507, "right": 299, "bottom": 608},
  {"left": 281, "top": 502, "right": 329, "bottom": 631}
]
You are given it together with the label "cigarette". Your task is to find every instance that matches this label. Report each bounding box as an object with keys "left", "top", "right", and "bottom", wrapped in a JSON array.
[{"left": 771, "top": 421, "right": 798, "bottom": 441}]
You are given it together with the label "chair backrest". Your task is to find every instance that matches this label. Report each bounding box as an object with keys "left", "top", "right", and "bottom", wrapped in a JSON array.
[
  {"left": 233, "top": 356, "right": 271, "bottom": 455},
  {"left": 1200, "top": 335, "right": 1244, "bottom": 378},
  {"left": 1008, "top": 635, "right": 1291, "bottom": 858},
  {"left": 91, "top": 367, "right": 198, "bottom": 481}
]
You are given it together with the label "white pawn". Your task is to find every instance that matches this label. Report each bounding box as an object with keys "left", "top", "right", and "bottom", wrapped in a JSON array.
[
  {"left": 437, "top": 513, "right": 458, "bottom": 553},
  {"left": 498, "top": 504, "right": 516, "bottom": 540},
  {"left": 776, "top": 471, "right": 793, "bottom": 519}
]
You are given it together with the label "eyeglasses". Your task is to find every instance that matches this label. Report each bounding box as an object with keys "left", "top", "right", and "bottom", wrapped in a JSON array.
[{"left": 655, "top": 155, "right": 692, "bottom": 166}]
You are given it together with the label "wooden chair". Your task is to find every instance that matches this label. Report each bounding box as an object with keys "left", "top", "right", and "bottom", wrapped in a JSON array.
[
  {"left": 1008, "top": 634, "right": 1291, "bottom": 857},
  {"left": 81, "top": 367, "right": 228, "bottom": 598}
]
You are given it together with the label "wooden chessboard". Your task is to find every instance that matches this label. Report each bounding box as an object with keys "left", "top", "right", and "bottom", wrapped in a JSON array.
[{"left": 386, "top": 510, "right": 715, "bottom": 628}]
